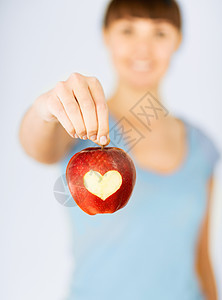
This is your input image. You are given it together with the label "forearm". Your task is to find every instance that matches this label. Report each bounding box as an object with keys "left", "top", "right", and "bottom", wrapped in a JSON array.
[
  {"left": 195, "top": 177, "right": 218, "bottom": 300},
  {"left": 195, "top": 216, "right": 218, "bottom": 300}
]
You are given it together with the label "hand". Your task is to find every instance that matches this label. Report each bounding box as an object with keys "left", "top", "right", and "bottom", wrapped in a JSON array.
[{"left": 34, "top": 72, "right": 110, "bottom": 146}]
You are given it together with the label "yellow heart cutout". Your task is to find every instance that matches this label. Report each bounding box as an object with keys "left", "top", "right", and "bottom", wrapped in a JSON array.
[{"left": 83, "top": 170, "right": 122, "bottom": 200}]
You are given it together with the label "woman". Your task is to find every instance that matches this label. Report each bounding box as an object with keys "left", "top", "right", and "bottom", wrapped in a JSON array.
[{"left": 19, "top": 0, "right": 220, "bottom": 299}]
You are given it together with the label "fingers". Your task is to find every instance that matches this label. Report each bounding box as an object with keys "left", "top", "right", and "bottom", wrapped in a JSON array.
[
  {"left": 48, "top": 72, "right": 110, "bottom": 146},
  {"left": 66, "top": 73, "right": 109, "bottom": 145},
  {"left": 47, "top": 93, "right": 75, "bottom": 138},
  {"left": 87, "top": 76, "right": 110, "bottom": 146},
  {"left": 54, "top": 80, "right": 88, "bottom": 139},
  {"left": 66, "top": 74, "right": 98, "bottom": 140}
]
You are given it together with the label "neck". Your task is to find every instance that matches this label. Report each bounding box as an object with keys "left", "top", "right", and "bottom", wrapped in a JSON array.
[
  {"left": 109, "top": 78, "right": 160, "bottom": 112},
  {"left": 107, "top": 78, "right": 168, "bottom": 127}
]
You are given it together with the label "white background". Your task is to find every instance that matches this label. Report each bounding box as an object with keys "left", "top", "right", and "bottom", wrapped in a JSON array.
[{"left": 1, "top": 0, "right": 222, "bottom": 299}]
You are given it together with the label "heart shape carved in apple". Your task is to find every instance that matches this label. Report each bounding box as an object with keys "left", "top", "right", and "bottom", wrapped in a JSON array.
[{"left": 83, "top": 170, "right": 122, "bottom": 201}]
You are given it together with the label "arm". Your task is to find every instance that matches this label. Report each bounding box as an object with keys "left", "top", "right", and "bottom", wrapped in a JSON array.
[
  {"left": 19, "top": 73, "right": 110, "bottom": 164},
  {"left": 195, "top": 176, "right": 218, "bottom": 300}
]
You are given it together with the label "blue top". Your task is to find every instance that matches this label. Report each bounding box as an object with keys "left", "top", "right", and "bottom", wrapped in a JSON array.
[{"left": 59, "top": 113, "right": 220, "bottom": 300}]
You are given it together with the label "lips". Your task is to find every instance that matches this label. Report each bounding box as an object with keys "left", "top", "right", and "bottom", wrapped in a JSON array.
[{"left": 131, "top": 60, "right": 152, "bottom": 72}]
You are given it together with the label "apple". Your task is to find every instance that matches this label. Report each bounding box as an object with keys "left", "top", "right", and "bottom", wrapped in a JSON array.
[{"left": 66, "top": 147, "right": 136, "bottom": 215}]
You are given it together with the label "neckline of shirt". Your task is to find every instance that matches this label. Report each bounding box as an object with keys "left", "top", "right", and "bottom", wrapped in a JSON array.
[{"left": 108, "top": 112, "right": 192, "bottom": 179}]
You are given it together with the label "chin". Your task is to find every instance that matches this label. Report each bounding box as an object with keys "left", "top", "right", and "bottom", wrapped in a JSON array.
[
  {"left": 127, "top": 75, "right": 158, "bottom": 90},
  {"left": 119, "top": 68, "right": 158, "bottom": 89}
]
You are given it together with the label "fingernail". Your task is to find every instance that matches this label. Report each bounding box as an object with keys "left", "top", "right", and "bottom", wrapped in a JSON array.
[
  {"left": 89, "top": 135, "right": 97, "bottom": 141},
  {"left": 100, "top": 136, "right": 107, "bottom": 145},
  {"left": 74, "top": 134, "right": 78, "bottom": 138},
  {"left": 82, "top": 135, "right": 87, "bottom": 140}
]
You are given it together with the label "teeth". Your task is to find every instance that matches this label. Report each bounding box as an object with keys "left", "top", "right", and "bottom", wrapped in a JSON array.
[{"left": 132, "top": 60, "right": 151, "bottom": 72}]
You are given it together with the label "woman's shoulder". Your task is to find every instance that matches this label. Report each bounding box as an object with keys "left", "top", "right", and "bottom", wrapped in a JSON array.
[{"left": 179, "top": 115, "right": 221, "bottom": 176}]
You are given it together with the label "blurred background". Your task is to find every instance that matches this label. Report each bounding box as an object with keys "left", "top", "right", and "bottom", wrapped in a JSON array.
[{"left": 1, "top": 0, "right": 221, "bottom": 299}]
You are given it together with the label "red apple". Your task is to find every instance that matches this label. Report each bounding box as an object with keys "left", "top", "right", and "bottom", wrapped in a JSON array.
[{"left": 66, "top": 147, "right": 136, "bottom": 215}]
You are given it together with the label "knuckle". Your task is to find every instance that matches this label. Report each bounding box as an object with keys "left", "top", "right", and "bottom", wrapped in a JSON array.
[
  {"left": 70, "top": 72, "right": 83, "bottom": 82},
  {"left": 87, "top": 129, "right": 98, "bottom": 136},
  {"left": 97, "top": 101, "right": 108, "bottom": 112},
  {"left": 76, "top": 130, "right": 87, "bottom": 137},
  {"left": 55, "top": 81, "right": 65, "bottom": 89},
  {"left": 88, "top": 76, "right": 99, "bottom": 85},
  {"left": 55, "top": 81, "right": 66, "bottom": 93},
  {"left": 69, "top": 127, "right": 75, "bottom": 136}
]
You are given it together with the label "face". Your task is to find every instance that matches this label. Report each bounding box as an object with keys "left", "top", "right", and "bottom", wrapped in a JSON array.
[{"left": 103, "top": 17, "right": 182, "bottom": 89}]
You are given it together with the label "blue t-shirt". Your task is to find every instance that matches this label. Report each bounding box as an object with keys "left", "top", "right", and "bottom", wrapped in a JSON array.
[{"left": 59, "top": 113, "right": 220, "bottom": 300}]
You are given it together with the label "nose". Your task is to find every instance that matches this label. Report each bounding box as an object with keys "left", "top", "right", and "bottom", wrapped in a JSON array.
[{"left": 134, "top": 37, "right": 154, "bottom": 57}]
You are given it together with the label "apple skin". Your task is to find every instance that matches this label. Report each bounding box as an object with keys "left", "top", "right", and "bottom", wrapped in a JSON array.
[{"left": 66, "top": 147, "right": 136, "bottom": 215}]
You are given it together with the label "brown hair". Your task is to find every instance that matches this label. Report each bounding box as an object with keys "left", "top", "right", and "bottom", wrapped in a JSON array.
[{"left": 103, "top": 0, "right": 182, "bottom": 31}]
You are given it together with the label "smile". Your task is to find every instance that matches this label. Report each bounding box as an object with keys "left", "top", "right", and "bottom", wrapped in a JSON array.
[{"left": 131, "top": 60, "right": 152, "bottom": 72}]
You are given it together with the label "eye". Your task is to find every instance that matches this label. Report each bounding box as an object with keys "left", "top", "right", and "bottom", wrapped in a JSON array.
[
  {"left": 121, "top": 27, "right": 133, "bottom": 35},
  {"left": 155, "top": 30, "right": 166, "bottom": 38}
]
